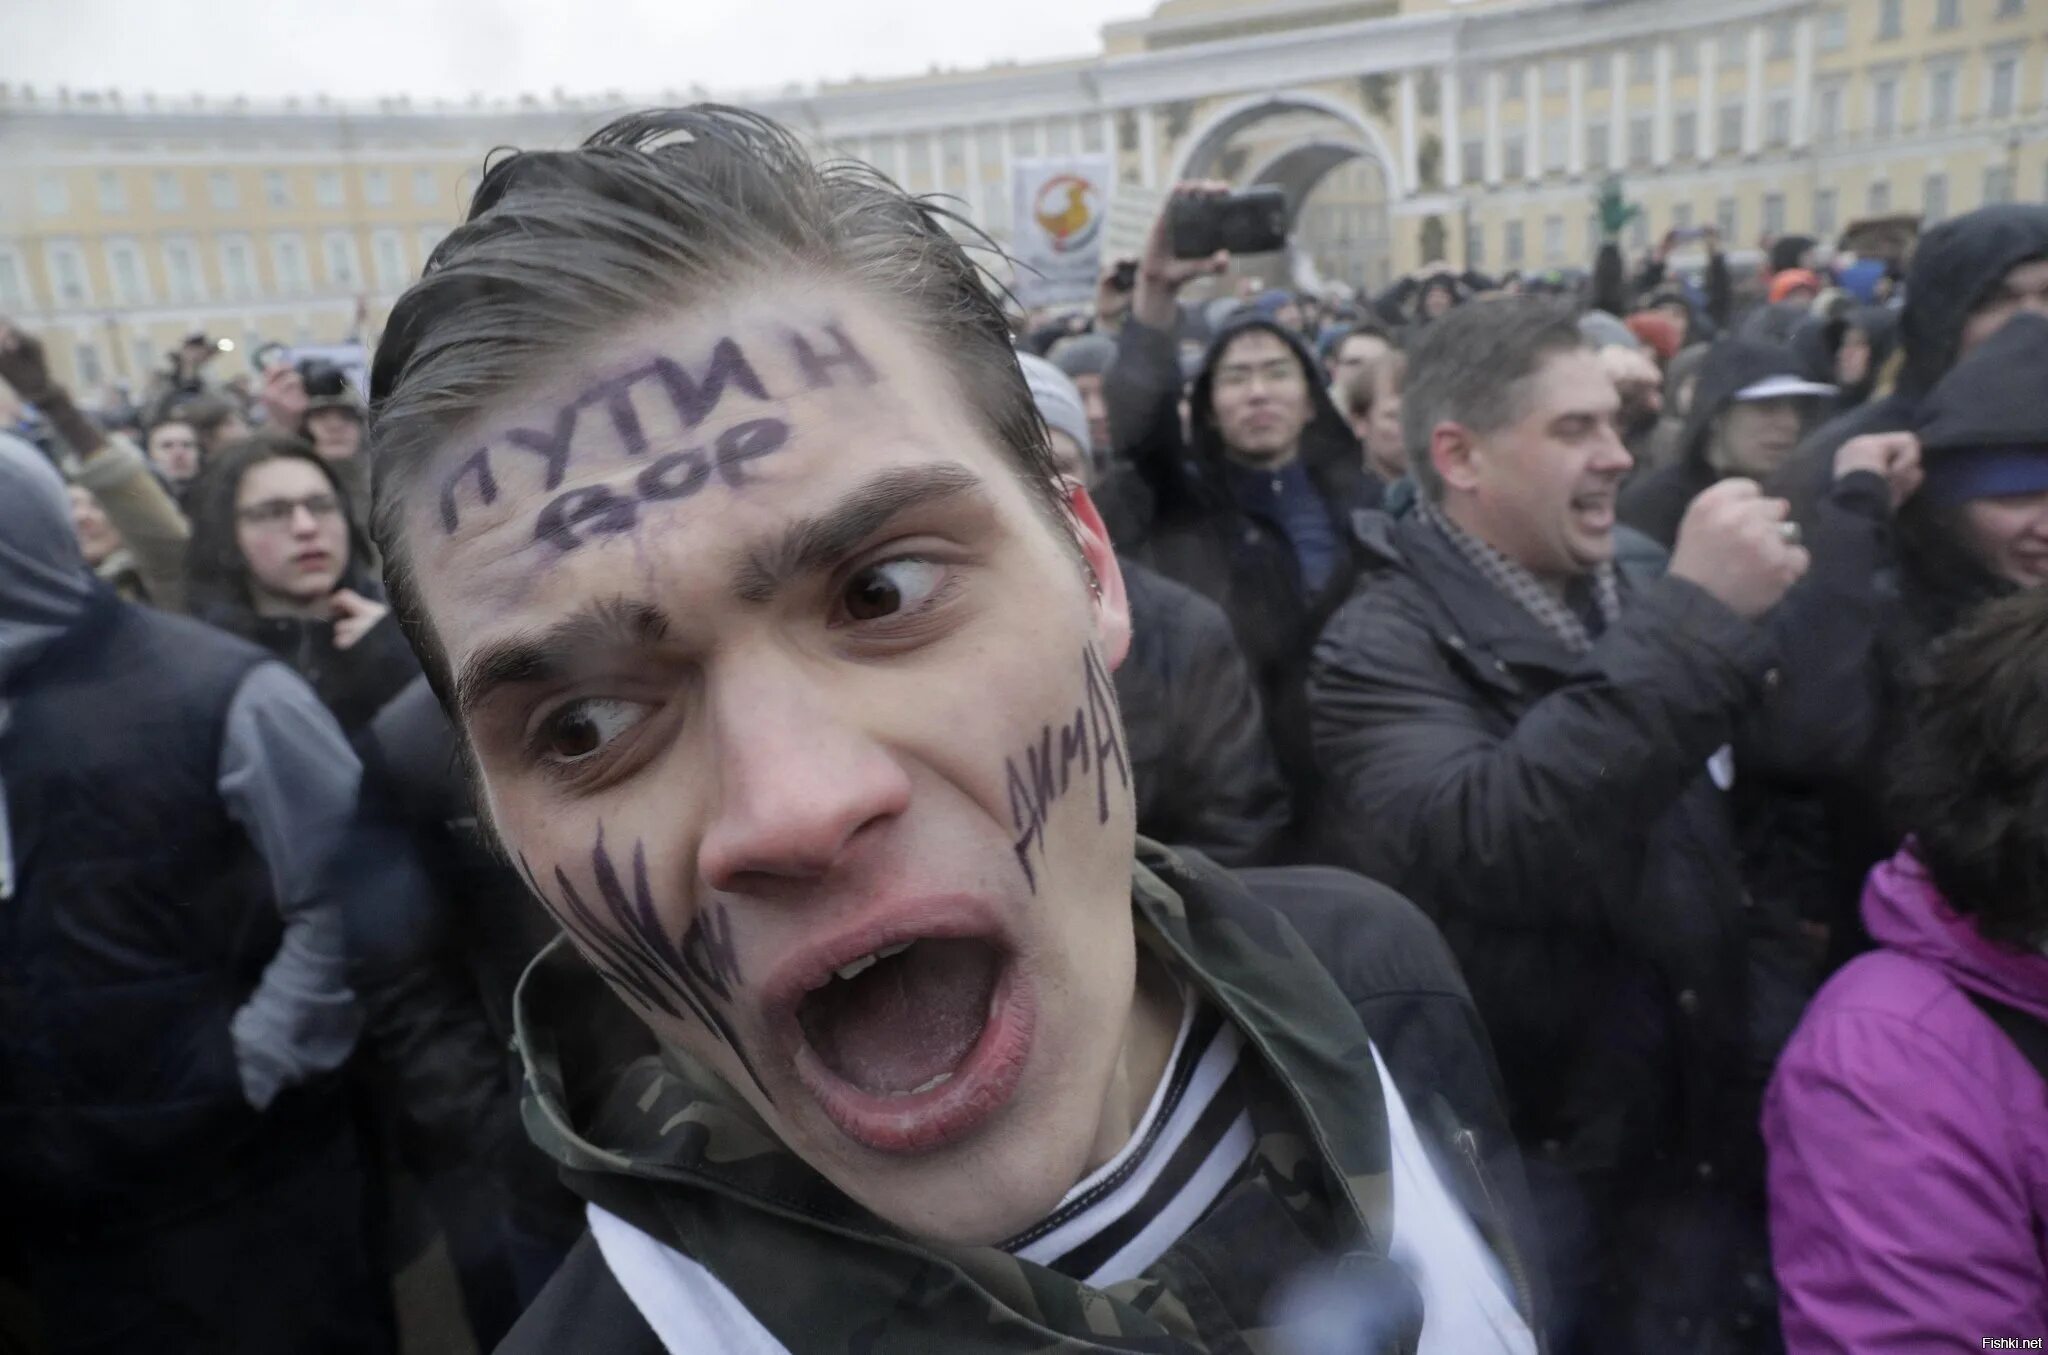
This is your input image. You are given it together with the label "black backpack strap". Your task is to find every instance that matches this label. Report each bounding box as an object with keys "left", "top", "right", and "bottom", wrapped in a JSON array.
[{"left": 1966, "top": 990, "right": 2048, "bottom": 1082}]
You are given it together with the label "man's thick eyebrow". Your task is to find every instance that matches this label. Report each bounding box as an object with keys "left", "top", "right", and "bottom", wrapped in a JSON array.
[
  {"left": 453, "top": 598, "right": 671, "bottom": 721},
  {"left": 730, "top": 462, "right": 988, "bottom": 605}
]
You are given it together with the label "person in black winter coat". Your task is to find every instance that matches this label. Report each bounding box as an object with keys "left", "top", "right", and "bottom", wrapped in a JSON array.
[
  {"left": 1104, "top": 185, "right": 1383, "bottom": 842},
  {"left": 1019, "top": 351, "right": 1292, "bottom": 865},
  {"left": 185, "top": 434, "right": 419, "bottom": 733},
  {"left": 1770, "top": 204, "right": 2048, "bottom": 519},
  {"left": 1308, "top": 298, "right": 1889, "bottom": 1354},
  {"left": 1620, "top": 340, "right": 1837, "bottom": 548}
]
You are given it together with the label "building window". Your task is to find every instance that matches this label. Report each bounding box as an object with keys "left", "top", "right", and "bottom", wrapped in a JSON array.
[
  {"left": 209, "top": 171, "right": 238, "bottom": 210},
  {"left": 1763, "top": 192, "right": 1787, "bottom": 236},
  {"left": 315, "top": 171, "right": 344, "bottom": 208},
  {"left": 1923, "top": 172, "right": 1949, "bottom": 222},
  {"left": 1815, "top": 187, "right": 1838, "bottom": 239},
  {"left": 97, "top": 171, "right": 127, "bottom": 214},
  {"left": 1505, "top": 220, "right": 1526, "bottom": 267},
  {"left": 220, "top": 237, "right": 256, "bottom": 300},
  {"left": 35, "top": 173, "right": 69, "bottom": 215},
  {"left": 975, "top": 124, "right": 1002, "bottom": 166},
  {"left": 411, "top": 168, "right": 437, "bottom": 206},
  {"left": 1768, "top": 94, "right": 1793, "bottom": 147},
  {"left": 1469, "top": 223, "right": 1486, "bottom": 269},
  {"left": 1928, "top": 67, "right": 1958, "bottom": 129},
  {"left": 364, "top": 169, "right": 391, "bottom": 206},
  {"left": 74, "top": 343, "right": 103, "bottom": 389},
  {"left": 1877, "top": 0, "right": 1902, "bottom": 40},
  {"left": 1933, "top": 0, "right": 1960, "bottom": 28},
  {"left": 163, "top": 240, "right": 202, "bottom": 303},
  {"left": 0, "top": 252, "right": 27, "bottom": 310},
  {"left": 1719, "top": 102, "right": 1745, "bottom": 153},
  {"left": 1717, "top": 196, "right": 1740, "bottom": 240},
  {"left": 322, "top": 232, "right": 359, "bottom": 289},
  {"left": 1997, "top": 0, "right": 2025, "bottom": 16},
  {"left": 1463, "top": 72, "right": 1485, "bottom": 107},
  {"left": 1543, "top": 60, "right": 1567, "bottom": 95},
  {"left": 1503, "top": 135, "right": 1527, "bottom": 181},
  {"left": 1868, "top": 179, "right": 1892, "bottom": 213},
  {"left": 1718, "top": 29, "right": 1744, "bottom": 67},
  {"left": 1497, "top": 69, "right": 1522, "bottom": 101},
  {"left": 1462, "top": 136, "right": 1485, "bottom": 179},
  {"left": 1675, "top": 111, "right": 1698, "bottom": 159},
  {"left": 106, "top": 241, "right": 149, "bottom": 306},
  {"left": 1819, "top": 10, "right": 1848, "bottom": 51},
  {"left": 1675, "top": 41, "right": 1698, "bottom": 77},
  {"left": 1629, "top": 46, "right": 1653, "bottom": 85},
  {"left": 372, "top": 231, "right": 407, "bottom": 290},
  {"left": 152, "top": 171, "right": 185, "bottom": 211},
  {"left": 1817, "top": 85, "right": 1844, "bottom": 141},
  {"left": 1543, "top": 213, "right": 1565, "bottom": 262},
  {"left": 1768, "top": 19, "right": 1794, "bottom": 60},
  {"left": 1990, "top": 58, "right": 2019, "bottom": 117},
  {"left": 1984, "top": 165, "right": 2015, "bottom": 204},
  {"left": 271, "top": 234, "right": 309, "bottom": 294},
  {"left": 1628, "top": 114, "right": 1653, "bottom": 167},
  {"left": 1585, "top": 121, "right": 1610, "bottom": 172},
  {"left": 1081, "top": 116, "right": 1106, "bottom": 154},
  {"left": 264, "top": 171, "right": 290, "bottom": 208},
  {"left": 46, "top": 243, "right": 90, "bottom": 307},
  {"left": 1671, "top": 202, "right": 1695, "bottom": 233},
  {"left": 1543, "top": 120, "right": 1569, "bottom": 173},
  {"left": 1873, "top": 76, "right": 1899, "bottom": 135},
  {"left": 457, "top": 170, "right": 481, "bottom": 211},
  {"left": 1010, "top": 122, "right": 1040, "bottom": 157},
  {"left": 1586, "top": 53, "right": 1611, "bottom": 90}
]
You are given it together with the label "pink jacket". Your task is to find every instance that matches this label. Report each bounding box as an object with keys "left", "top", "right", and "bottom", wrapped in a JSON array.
[{"left": 1764, "top": 846, "right": 2048, "bottom": 1352}]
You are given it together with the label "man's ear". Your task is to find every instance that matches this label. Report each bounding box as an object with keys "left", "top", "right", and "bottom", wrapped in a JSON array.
[
  {"left": 1429, "top": 421, "right": 1484, "bottom": 496},
  {"left": 1061, "top": 476, "right": 1132, "bottom": 672}
]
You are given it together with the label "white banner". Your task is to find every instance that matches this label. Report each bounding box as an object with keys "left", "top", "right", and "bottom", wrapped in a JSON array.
[{"left": 1010, "top": 155, "right": 1115, "bottom": 309}]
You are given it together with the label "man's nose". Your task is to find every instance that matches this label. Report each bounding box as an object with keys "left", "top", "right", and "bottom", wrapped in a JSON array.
[
  {"left": 696, "top": 664, "right": 912, "bottom": 893},
  {"left": 1593, "top": 426, "right": 1634, "bottom": 475},
  {"left": 288, "top": 504, "right": 322, "bottom": 533}
]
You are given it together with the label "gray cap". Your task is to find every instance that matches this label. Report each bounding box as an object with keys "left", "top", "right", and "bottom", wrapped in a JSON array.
[
  {"left": 1047, "top": 333, "right": 1117, "bottom": 379},
  {"left": 1016, "top": 351, "right": 1095, "bottom": 465},
  {"left": 1578, "top": 310, "right": 1643, "bottom": 352}
]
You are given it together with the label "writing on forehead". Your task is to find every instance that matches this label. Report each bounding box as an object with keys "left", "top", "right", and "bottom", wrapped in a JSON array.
[{"left": 437, "top": 320, "right": 879, "bottom": 536}]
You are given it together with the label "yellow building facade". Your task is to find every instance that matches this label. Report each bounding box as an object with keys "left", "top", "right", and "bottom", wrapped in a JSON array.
[{"left": 3, "top": 0, "right": 2044, "bottom": 395}]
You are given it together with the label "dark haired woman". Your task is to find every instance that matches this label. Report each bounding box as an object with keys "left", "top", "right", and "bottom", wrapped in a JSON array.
[
  {"left": 185, "top": 434, "right": 417, "bottom": 731},
  {"left": 1764, "top": 587, "right": 2048, "bottom": 1351}
]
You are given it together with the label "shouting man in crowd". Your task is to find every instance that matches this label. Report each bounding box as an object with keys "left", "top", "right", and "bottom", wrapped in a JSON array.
[{"left": 368, "top": 106, "right": 1542, "bottom": 1353}]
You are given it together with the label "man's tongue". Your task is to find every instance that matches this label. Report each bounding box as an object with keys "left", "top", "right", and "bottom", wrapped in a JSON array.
[{"left": 798, "top": 939, "right": 1000, "bottom": 1097}]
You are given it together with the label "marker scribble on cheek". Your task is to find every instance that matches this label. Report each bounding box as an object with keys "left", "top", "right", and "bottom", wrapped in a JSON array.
[
  {"left": 1003, "top": 645, "right": 1131, "bottom": 892},
  {"left": 519, "top": 831, "right": 769, "bottom": 1102}
]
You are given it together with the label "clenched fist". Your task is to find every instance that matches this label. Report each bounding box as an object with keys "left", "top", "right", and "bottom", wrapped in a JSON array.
[
  {"left": 1833, "top": 431, "right": 1923, "bottom": 510},
  {"left": 1667, "top": 478, "right": 1810, "bottom": 620}
]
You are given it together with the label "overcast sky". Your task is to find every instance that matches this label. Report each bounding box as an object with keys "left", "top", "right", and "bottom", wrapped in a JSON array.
[{"left": 4, "top": 0, "right": 1155, "bottom": 103}]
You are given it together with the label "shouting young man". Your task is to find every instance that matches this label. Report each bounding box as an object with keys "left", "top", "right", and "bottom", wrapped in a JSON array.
[{"left": 369, "top": 106, "right": 1539, "bottom": 1354}]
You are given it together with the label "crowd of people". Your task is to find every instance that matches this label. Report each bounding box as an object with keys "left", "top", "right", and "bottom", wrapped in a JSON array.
[{"left": 1, "top": 101, "right": 2044, "bottom": 1355}]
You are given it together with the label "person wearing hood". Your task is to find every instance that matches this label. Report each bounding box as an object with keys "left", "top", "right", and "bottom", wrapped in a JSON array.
[
  {"left": 1020, "top": 351, "right": 1291, "bottom": 867},
  {"left": 1620, "top": 339, "right": 1839, "bottom": 548},
  {"left": 184, "top": 434, "right": 419, "bottom": 733},
  {"left": 1104, "top": 183, "right": 1384, "bottom": 840},
  {"left": 1764, "top": 588, "right": 2048, "bottom": 1351},
  {"left": 0, "top": 434, "right": 383, "bottom": 1352},
  {"left": 1788, "top": 306, "right": 1898, "bottom": 413},
  {"left": 1770, "top": 203, "right": 2048, "bottom": 518}
]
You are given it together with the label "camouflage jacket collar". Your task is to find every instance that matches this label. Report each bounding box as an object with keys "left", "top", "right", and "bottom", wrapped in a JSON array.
[{"left": 514, "top": 841, "right": 1416, "bottom": 1352}]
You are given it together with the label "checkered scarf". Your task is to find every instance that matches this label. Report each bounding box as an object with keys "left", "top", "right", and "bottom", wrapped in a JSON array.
[{"left": 1417, "top": 498, "right": 1621, "bottom": 655}]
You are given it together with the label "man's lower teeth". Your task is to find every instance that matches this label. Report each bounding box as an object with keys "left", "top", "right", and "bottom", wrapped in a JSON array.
[{"left": 891, "top": 1071, "right": 954, "bottom": 1099}]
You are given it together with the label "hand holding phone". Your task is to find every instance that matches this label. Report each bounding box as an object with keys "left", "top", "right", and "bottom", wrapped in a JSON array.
[{"left": 1168, "top": 187, "right": 1289, "bottom": 259}]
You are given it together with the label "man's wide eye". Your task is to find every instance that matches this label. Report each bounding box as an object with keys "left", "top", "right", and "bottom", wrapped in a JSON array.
[
  {"left": 535, "top": 697, "right": 651, "bottom": 764},
  {"left": 841, "top": 558, "right": 946, "bottom": 623}
]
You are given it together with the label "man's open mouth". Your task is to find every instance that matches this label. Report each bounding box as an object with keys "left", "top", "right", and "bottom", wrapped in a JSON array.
[{"left": 784, "top": 930, "right": 1034, "bottom": 1156}]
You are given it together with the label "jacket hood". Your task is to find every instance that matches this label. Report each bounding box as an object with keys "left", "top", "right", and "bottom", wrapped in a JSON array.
[
  {"left": 1188, "top": 315, "right": 1360, "bottom": 480},
  {"left": 1898, "top": 204, "right": 2048, "bottom": 397},
  {"left": 1862, "top": 845, "right": 2048, "bottom": 1024},
  {"left": 1675, "top": 338, "right": 1820, "bottom": 470},
  {"left": 0, "top": 433, "right": 94, "bottom": 688}
]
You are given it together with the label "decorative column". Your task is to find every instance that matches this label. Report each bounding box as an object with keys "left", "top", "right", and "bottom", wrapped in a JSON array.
[
  {"left": 1698, "top": 30, "right": 1719, "bottom": 160},
  {"left": 1524, "top": 61, "right": 1542, "bottom": 180},
  {"left": 1443, "top": 65, "right": 1464, "bottom": 187},
  {"left": 1399, "top": 71, "right": 1420, "bottom": 194},
  {"left": 1567, "top": 56, "right": 1586, "bottom": 176},
  {"left": 1654, "top": 42, "right": 1674, "bottom": 165},
  {"left": 1484, "top": 68, "right": 1503, "bottom": 184},
  {"left": 1744, "top": 25, "right": 1765, "bottom": 155},
  {"left": 1791, "top": 16, "right": 1815, "bottom": 146}
]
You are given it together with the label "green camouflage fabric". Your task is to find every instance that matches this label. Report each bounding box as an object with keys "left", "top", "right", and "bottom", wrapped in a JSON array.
[{"left": 514, "top": 840, "right": 1424, "bottom": 1353}]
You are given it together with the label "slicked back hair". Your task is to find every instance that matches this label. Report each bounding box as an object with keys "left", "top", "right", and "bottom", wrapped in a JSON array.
[
  {"left": 1399, "top": 298, "right": 1589, "bottom": 502},
  {"left": 368, "top": 105, "right": 1067, "bottom": 702},
  {"left": 1888, "top": 588, "right": 2048, "bottom": 949}
]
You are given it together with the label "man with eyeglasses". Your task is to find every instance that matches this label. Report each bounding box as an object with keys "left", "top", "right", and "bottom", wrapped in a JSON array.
[{"left": 0, "top": 432, "right": 383, "bottom": 1353}]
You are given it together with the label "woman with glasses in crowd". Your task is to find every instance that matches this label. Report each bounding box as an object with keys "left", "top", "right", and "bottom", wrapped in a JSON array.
[{"left": 185, "top": 435, "right": 418, "bottom": 732}]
